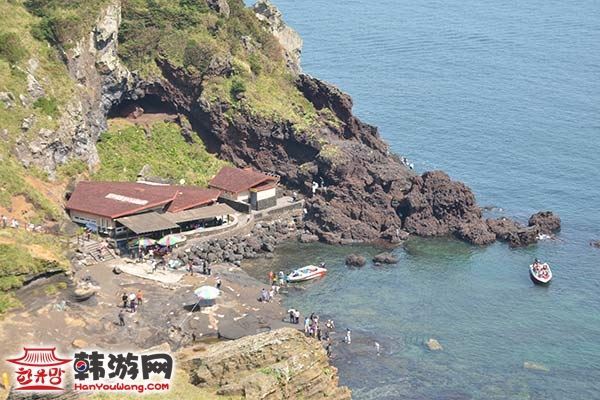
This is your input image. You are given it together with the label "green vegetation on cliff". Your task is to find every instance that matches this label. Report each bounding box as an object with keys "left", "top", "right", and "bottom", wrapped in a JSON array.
[
  {"left": 94, "top": 120, "right": 228, "bottom": 186},
  {"left": 0, "top": 229, "right": 69, "bottom": 314}
]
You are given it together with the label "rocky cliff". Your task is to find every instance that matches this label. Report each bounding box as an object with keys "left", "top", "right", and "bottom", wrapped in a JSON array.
[
  {"left": 184, "top": 327, "right": 351, "bottom": 399},
  {"left": 1, "top": 0, "right": 559, "bottom": 246}
]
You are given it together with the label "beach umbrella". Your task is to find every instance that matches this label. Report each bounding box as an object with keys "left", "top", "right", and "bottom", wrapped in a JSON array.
[
  {"left": 194, "top": 286, "right": 220, "bottom": 300},
  {"left": 134, "top": 238, "right": 156, "bottom": 247},
  {"left": 157, "top": 234, "right": 186, "bottom": 247}
]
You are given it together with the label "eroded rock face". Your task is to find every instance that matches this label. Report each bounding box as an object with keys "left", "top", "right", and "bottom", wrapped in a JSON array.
[
  {"left": 206, "top": 0, "right": 230, "bottom": 17},
  {"left": 15, "top": 0, "right": 134, "bottom": 174},
  {"left": 253, "top": 0, "right": 303, "bottom": 74},
  {"left": 185, "top": 327, "right": 351, "bottom": 399}
]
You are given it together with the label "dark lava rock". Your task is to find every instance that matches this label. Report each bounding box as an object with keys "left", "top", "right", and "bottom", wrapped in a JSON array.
[
  {"left": 262, "top": 243, "right": 275, "bottom": 252},
  {"left": 486, "top": 218, "right": 523, "bottom": 241},
  {"left": 455, "top": 220, "right": 497, "bottom": 245},
  {"left": 345, "top": 253, "right": 366, "bottom": 267},
  {"left": 401, "top": 171, "right": 483, "bottom": 239},
  {"left": 508, "top": 226, "right": 540, "bottom": 248},
  {"left": 528, "top": 211, "right": 561, "bottom": 234},
  {"left": 373, "top": 252, "right": 398, "bottom": 264}
]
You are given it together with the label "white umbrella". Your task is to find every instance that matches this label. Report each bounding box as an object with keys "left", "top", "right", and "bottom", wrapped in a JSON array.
[{"left": 194, "top": 286, "right": 220, "bottom": 300}]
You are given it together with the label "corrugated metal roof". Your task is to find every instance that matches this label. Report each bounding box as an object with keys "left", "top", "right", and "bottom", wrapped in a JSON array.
[
  {"left": 116, "top": 212, "right": 180, "bottom": 234},
  {"left": 164, "top": 203, "right": 235, "bottom": 224}
]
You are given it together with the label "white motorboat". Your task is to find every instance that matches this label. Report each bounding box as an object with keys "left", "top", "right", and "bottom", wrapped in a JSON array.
[
  {"left": 287, "top": 265, "right": 327, "bottom": 283},
  {"left": 529, "top": 262, "right": 552, "bottom": 285}
]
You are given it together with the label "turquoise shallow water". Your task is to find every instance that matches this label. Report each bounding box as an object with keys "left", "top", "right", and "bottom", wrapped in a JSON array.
[{"left": 245, "top": 0, "right": 600, "bottom": 398}]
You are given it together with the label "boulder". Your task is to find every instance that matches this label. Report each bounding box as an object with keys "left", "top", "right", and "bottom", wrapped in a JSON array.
[
  {"left": 206, "top": 0, "right": 230, "bottom": 17},
  {"left": 262, "top": 243, "right": 275, "bottom": 252},
  {"left": 345, "top": 253, "right": 366, "bottom": 267},
  {"left": 508, "top": 226, "right": 539, "bottom": 248},
  {"left": 72, "top": 339, "right": 88, "bottom": 349},
  {"left": 299, "top": 233, "right": 319, "bottom": 243},
  {"left": 426, "top": 338, "right": 443, "bottom": 351},
  {"left": 373, "top": 252, "right": 398, "bottom": 264},
  {"left": 528, "top": 211, "right": 561, "bottom": 234}
]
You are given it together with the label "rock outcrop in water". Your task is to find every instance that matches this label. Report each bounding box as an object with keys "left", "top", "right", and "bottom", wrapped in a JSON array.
[{"left": 185, "top": 327, "right": 351, "bottom": 399}]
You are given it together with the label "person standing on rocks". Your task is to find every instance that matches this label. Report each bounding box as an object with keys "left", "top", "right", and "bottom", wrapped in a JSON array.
[
  {"left": 268, "top": 271, "right": 274, "bottom": 284},
  {"left": 118, "top": 309, "right": 125, "bottom": 326},
  {"left": 1, "top": 215, "right": 7, "bottom": 229},
  {"left": 188, "top": 262, "right": 194, "bottom": 276},
  {"left": 345, "top": 329, "right": 352, "bottom": 344},
  {"left": 294, "top": 309, "right": 300, "bottom": 324},
  {"left": 121, "top": 292, "right": 128, "bottom": 309},
  {"left": 216, "top": 275, "right": 222, "bottom": 290},
  {"left": 136, "top": 289, "right": 143, "bottom": 306}
]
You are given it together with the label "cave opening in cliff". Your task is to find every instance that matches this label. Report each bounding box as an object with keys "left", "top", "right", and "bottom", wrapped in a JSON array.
[{"left": 108, "top": 94, "right": 178, "bottom": 121}]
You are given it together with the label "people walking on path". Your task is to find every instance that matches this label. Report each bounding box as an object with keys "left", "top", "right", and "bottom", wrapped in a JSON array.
[{"left": 118, "top": 309, "right": 125, "bottom": 326}]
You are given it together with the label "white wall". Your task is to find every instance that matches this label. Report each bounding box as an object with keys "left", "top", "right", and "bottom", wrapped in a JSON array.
[{"left": 255, "top": 187, "right": 276, "bottom": 201}]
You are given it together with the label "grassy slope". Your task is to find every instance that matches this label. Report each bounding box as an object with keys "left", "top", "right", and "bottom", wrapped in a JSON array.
[
  {"left": 0, "top": 228, "right": 69, "bottom": 314},
  {"left": 94, "top": 119, "right": 229, "bottom": 186},
  {"left": 118, "top": 0, "right": 324, "bottom": 131}
]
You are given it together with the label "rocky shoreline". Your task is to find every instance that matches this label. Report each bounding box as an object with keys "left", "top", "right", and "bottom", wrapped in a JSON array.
[{"left": 11, "top": 0, "right": 560, "bottom": 249}]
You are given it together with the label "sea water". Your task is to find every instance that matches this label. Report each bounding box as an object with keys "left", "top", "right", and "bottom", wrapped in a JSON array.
[{"left": 245, "top": 0, "right": 600, "bottom": 398}]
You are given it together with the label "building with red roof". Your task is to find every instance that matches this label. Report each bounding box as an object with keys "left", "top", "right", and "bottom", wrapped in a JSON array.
[
  {"left": 209, "top": 166, "right": 279, "bottom": 211},
  {"left": 66, "top": 181, "right": 221, "bottom": 236}
]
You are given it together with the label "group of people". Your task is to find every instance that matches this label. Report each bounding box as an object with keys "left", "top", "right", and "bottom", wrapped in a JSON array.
[
  {"left": 532, "top": 258, "right": 550, "bottom": 279},
  {"left": 1, "top": 214, "right": 43, "bottom": 232},
  {"left": 259, "top": 285, "right": 279, "bottom": 302},
  {"left": 120, "top": 290, "right": 143, "bottom": 314},
  {"left": 258, "top": 271, "right": 284, "bottom": 302}
]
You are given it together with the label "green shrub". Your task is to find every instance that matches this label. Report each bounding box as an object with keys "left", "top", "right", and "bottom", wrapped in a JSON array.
[
  {"left": 183, "top": 40, "right": 216, "bottom": 74},
  {"left": 248, "top": 53, "right": 262, "bottom": 75},
  {"left": 33, "top": 96, "right": 59, "bottom": 116},
  {"left": 230, "top": 77, "right": 246, "bottom": 98},
  {"left": 0, "top": 31, "right": 28, "bottom": 63}
]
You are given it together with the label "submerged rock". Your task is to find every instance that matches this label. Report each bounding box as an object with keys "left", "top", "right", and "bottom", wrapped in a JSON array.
[
  {"left": 523, "top": 361, "right": 550, "bottom": 372},
  {"left": 373, "top": 252, "right": 398, "bottom": 264},
  {"left": 345, "top": 253, "right": 366, "bottom": 267},
  {"left": 426, "top": 338, "right": 443, "bottom": 351},
  {"left": 590, "top": 240, "right": 600, "bottom": 248}
]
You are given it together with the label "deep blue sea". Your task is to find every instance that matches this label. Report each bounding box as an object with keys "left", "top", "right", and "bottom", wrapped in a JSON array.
[{"left": 246, "top": 1, "right": 600, "bottom": 398}]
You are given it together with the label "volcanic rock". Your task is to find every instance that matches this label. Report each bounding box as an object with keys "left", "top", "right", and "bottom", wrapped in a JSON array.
[
  {"left": 299, "top": 233, "right": 319, "bottom": 243},
  {"left": 508, "top": 226, "right": 540, "bottom": 248},
  {"left": 345, "top": 253, "right": 366, "bottom": 267},
  {"left": 528, "top": 211, "right": 561, "bottom": 234},
  {"left": 373, "top": 252, "right": 398, "bottom": 264},
  {"left": 455, "top": 220, "right": 497, "bottom": 245},
  {"left": 487, "top": 217, "right": 523, "bottom": 241}
]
